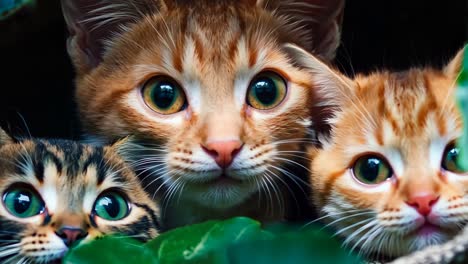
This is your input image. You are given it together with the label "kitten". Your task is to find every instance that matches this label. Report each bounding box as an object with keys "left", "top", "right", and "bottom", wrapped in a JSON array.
[
  {"left": 61, "top": 0, "right": 344, "bottom": 228},
  {"left": 286, "top": 44, "right": 467, "bottom": 259},
  {"left": 0, "top": 130, "right": 160, "bottom": 263}
]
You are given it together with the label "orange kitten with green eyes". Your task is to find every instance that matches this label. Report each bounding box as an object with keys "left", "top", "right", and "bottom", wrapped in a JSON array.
[
  {"left": 61, "top": 0, "right": 344, "bottom": 228},
  {"left": 287, "top": 44, "right": 467, "bottom": 259}
]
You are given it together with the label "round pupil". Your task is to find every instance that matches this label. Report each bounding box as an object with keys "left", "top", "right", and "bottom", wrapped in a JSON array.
[
  {"left": 253, "top": 77, "right": 277, "bottom": 105},
  {"left": 152, "top": 82, "right": 176, "bottom": 109},
  {"left": 99, "top": 196, "right": 120, "bottom": 218},
  {"left": 447, "top": 148, "right": 459, "bottom": 164},
  {"left": 13, "top": 191, "right": 32, "bottom": 214},
  {"left": 360, "top": 158, "right": 381, "bottom": 182}
]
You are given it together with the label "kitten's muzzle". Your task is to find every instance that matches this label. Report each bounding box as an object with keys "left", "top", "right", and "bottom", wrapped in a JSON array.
[
  {"left": 201, "top": 140, "right": 243, "bottom": 169},
  {"left": 55, "top": 226, "right": 88, "bottom": 247}
]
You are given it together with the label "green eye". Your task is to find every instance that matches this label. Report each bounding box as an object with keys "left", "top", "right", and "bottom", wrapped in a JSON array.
[
  {"left": 3, "top": 186, "right": 45, "bottom": 218},
  {"left": 442, "top": 143, "right": 467, "bottom": 173},
  {"left": 247, "top": 71, "right": 287, "bottom": 110},
  {"left": 93, "top": 191, "right": 130, "bottom": 221},
  {"left": 352, "top": 155, "right": 393, "bottom": 185},
  {"left": 142, "top": 76, "right": 187, "bottom": 115}
]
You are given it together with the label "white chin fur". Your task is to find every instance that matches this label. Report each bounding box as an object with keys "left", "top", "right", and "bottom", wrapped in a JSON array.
[{"left": 361, "top": 230, "right": 451, "bottom": 257}]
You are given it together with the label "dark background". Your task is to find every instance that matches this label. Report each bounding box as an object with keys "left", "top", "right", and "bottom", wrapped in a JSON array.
[{"left": 0, "top": 0, "right": 467, "bottom": 139}]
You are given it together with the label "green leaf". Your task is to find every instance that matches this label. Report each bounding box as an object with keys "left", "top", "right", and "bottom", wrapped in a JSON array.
[
  {"left": 63, "top": 237, "right": 156, "bottom": 264},
  {"left": 63, "top": 218, "right": 362, "bottom": 264},
  {"left": 458, "top": 45, "right": 468, "bottom": 87},
  {"left": 457, "top": 44, "right": 468, "bottom": 171},
  {"left": 227, "top": 226, "right": 362, "bottom": 264},
  {"left": 145, "top": 217, "right": 273, "bottom": 264}
]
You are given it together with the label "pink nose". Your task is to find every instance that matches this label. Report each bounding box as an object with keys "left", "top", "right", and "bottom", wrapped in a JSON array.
[
  {"left": 55, "top": 226, "right": 88, "bottom": 246},
  {"left": 202, "top": 140, "right": 243, "bottom": 168},
  {"left": 406, "top": 193, "right": 439, "bottom": 216}
]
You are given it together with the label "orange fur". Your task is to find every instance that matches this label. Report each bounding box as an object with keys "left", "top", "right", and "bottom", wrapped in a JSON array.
[
  {"left": 63, "top": 0, "right": 344, "bottom": 228},
  {"left": 292, "top": 45, "right": 467, "bottom": 259}
]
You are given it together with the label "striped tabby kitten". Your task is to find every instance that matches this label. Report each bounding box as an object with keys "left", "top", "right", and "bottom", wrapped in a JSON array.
[
  {"left": 286, "top": 45, "right": 467, "bottom": 259},
  {"left": 0, "top": 131, "right": 160, "bottom": 263},
  {"left": 62, "top": 0, "right": 344, "bottom": 228}
]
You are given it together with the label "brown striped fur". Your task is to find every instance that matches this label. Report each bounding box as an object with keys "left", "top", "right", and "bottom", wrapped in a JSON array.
[{"left": 0, "top": 133, "right": 160, "bottom": 263}]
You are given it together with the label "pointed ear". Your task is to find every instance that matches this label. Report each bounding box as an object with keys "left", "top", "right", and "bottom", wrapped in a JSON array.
[
  {"left": 283, "top": 43, "right": 354, "bottom": 107},
  {"left": 261, "top": 0, "right": 345, "bottom": 61},
  {"left": 61, "top": 0, "right": 162, "bottom": 73},
  {"left": 0, "top": 128, "right": 13, "bottom": 147},
  {"left": 444, "top": 45, "right": 466, "bottom": 78}
]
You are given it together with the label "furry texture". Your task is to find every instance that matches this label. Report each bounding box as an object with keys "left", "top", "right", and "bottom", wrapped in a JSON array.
[
  {"left": 0, "top": 133, "right": 160, "bottom": 263},
  {"left": 62, "top": 0, "right": 344, "bottom": 228},
  {"left": 390, "top": 224, "right": 468, "bottom": 264},
  {"left": 293, "top": 44, "right": 467, "bottom": 260}
]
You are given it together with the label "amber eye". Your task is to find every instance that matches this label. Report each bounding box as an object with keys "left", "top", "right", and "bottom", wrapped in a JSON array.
[
  {"left": 247, "top": 71, "right": 287, "bottom": 110},
  {"left": 442, "top": 142, "right": 467, "bottom": 174},
  {"left": 142, "top": 76, "right": 187, "bottom": 115},
  {"left": 352, "top": 155, "right": 393, "bottom": 185}
]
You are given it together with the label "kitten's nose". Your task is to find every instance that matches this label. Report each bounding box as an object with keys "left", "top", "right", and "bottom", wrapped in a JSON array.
[
  {"left": 202, "top": 140, "right": 243, "bottom": 168},
  {"left": 406, "top": 193, "right": 439, "bottom": 216},
  {"left": 55, "top": 226, "right": 88, "bottom": 247}
]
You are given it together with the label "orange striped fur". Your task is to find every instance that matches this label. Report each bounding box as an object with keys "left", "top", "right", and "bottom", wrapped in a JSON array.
[
  {"left": 62, "top": 0, "right": 344, "bottom": 228},
  {"left": 289, "top": 45, "right": 466, "bottom": 259}
]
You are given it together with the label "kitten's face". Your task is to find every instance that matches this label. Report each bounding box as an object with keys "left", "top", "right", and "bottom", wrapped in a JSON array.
[
  {"left": 65, "top": 1, "right": 335, "bottom": 209},
  {"left": 0, "top": 138, "right": 159, "bottom": 263},
  {"left": 301, "top": 47, "right": 466, "bottom": 258}
]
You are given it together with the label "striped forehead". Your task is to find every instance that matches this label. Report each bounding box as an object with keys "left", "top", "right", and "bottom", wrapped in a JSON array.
[
  {"left": 336, "top": 71, "right": 461, "bottom": 178},
  {"left": 353, "top": 71, "right": 458, "bottom": 146},
  {"left": 133, "top": 11, "right": 284, "bottom": 114},
  {"left": 13, "top": 142, "right": 128, "bottom": 213}
]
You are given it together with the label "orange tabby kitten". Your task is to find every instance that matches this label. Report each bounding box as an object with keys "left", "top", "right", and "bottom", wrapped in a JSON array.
[
  {"left": 286, "top": 44, "right": 467, "bottom": 258},
  {"left": 61, "top": 0, "right": 344, "bottom": 228}
]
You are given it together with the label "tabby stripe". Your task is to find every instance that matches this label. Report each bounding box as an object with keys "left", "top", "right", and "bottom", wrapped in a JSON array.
[
  {"left": 34, "top": 142, "right": 62, "bottom": 182},
  {"left": 82, "top": 148, "right": 106, "bottom": 185},
  {"left": 192, "top": 32, "right": 204, "bottom": 62},
  {"left": 63, "top": 142, "right": 83, "bottom": 178},
  {"left": 33, "top": 161, "right": 44, "bottom": 183},
  {"left": 322, "top": 169, "right": 347, "bottom": 204},
  {"left": 134, "top": 203, "right": 160, "bottom": 230}
]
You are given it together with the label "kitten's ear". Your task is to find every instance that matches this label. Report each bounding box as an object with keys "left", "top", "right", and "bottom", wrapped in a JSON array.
[
  {"left": 61, "top": 0, "right": 162, "bottom": 73},
  {"left": 0, "top": 128, "right": 13, "bottom": 147},
  {"left": 283, "top": 43, "right": 353, "bottom": 107},
  {"left": 444, "top": 46, "right": 466, "bottom": 78},
  {"left": 260, "top": 0, "right": 345, "bottom": 61}
]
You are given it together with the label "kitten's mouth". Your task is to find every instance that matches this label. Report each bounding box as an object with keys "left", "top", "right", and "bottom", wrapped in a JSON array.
[
  {"left": 205, "top": 173, "right": 242, "bottom": 185},
  {"left": 413, "top": 222, "right": 441, "bottom": 237}
]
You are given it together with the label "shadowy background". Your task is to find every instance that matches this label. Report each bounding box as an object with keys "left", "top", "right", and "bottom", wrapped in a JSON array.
[{"left": 0, "top": 0, "right": 467, "bottom": 139}]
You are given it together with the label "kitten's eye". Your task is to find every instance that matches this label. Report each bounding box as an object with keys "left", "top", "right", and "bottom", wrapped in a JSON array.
[
  {"left": 442, "top": 143, "right": 467, "bottom": 173},
  {"left": 3, "top": 186, "right": 45, "bottom": 218},
  {"left": 93, "top": 191, "right": 130, "bottom": 221},
  {"left": 142, "top": 76, "right": 187, "bottom": 115},
  {"left": 247, "top": 71, "right": 287, "bottom": 110},
  {"left": 352, "top": 155, "right": 393, "bottom": 185}
]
